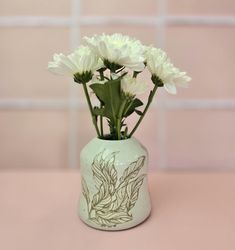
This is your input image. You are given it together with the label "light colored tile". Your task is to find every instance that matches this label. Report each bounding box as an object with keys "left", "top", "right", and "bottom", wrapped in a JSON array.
[
  {"left": 0, "top": 111, "right": 68, "bottom": 169},
  {"left": 77, "top": 109, "right": 97, "bottom": 155},
  {"left": 0, "top": 28, "right": 70, "bottom": 98},
  {"left": 82, "top": 0, "right": 157, "bottom": 16},
  {"left": 165, "top": 110, "right": 235, "bottom": 170},
  {"left": 165, "top": 27, "right": 235, "bottom": 99},
  {"left": 168, "top": 0, "right": 235, "bottom": 15},
  {"left": 0, "top": 0, "right": 70, "bottom": 16},
  {"left": 81, "top": 25, "right": 157, "bottom": 46},
  {"left": 133, "top": 109, "right": 160, "bottom": 170}
]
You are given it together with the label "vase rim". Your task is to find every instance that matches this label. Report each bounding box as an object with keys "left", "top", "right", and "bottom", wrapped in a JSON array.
[{"left": 94, "top": 136, "right": 135, "bottom": 143}]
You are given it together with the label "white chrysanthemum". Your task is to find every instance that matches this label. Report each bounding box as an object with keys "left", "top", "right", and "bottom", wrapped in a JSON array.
[
  {"left": 121, "top": 75, "right": 148, "bottom": 97},
  {"left": 84, "top": 33, "right": 145, "bottom": 72},
  {"left": 145, "top": 47, "right": 191, "bottom": 94},
  {"left": 48, "top": 45, "right": 103, "bottom": 77}
]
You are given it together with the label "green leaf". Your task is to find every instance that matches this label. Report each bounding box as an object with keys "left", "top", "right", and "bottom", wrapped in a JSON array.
[
  {"left": 89, "top": 83, "right": 106, "bottom": 104},
  {"left": 124, "top": 98, "right": 143, "bottom": 117},
  {"left": 93, "top": 106, "right": 104, "bottom": 116},
  {"left": 133, "top": 98, "right": 144, "bottom": 107},
  {"left": 90, "top": 79, "right": 123, "bottom": 123},
  {"left": 123, "top": 126, "right": 128, "bottom": 138},
  {"left": 135, "top": 109, "right": 143, "bottom": 116}
]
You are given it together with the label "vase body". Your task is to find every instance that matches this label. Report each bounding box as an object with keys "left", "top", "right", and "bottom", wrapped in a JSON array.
[{"left": 78, "top": 137, "right": 151, "bottom": 231}]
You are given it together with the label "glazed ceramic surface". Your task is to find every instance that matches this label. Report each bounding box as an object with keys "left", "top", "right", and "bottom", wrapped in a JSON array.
[{"left": 78, "top": 137, "right": 151, "bottom": 231}]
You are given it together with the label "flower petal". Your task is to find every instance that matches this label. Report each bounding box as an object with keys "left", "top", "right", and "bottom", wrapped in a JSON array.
[
  {"left": 85, "top": 33, "right": 145, "bottom": 71},
  {"left": 48, "top": 46, "right": 103, "bottom": 77},
  {"left": 164, "top": 83, "right": 177, "bottom": 94},
  {"left": 145, "top": 46, "right": 191, "bottom": 94}
]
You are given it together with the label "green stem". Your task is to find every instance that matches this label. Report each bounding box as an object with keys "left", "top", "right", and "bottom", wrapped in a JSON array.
[
  {"left": 98, "top": 70, "right": 105, "bottom": 138},
  {"left": 100, "top": 105, "right": 104, "bottom": 138},
  {"left": 133, "top": 71, "right": 139, "bottom": 78},
  {"left": 117, "top": 100, "right": 127, "bottom": 140},
  {"left": 116, "top": 118, "right": 121, "bottom": 140},
  {"left": 99, "top": 69, "right": 105, "bottom": 80},
  {"left": 82, "top": 83, "right": 101, "bottom": 138},
  {"left": 129, "top": 85, "right": 158, "bottom": 137}
]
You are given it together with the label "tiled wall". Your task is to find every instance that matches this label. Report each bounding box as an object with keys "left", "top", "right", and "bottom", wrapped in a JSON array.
[{"left": 0, "top": 0, "right": 235, "bottom": 170}]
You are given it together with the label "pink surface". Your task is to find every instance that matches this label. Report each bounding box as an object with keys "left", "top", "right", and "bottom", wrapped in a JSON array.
[{"left": 0, "top": 171, "right": 235, "bottom": 250}]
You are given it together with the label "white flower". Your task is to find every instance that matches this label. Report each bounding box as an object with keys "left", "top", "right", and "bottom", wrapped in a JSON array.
[
  {"left": 48, "top": 45, "right": 103, "bottom": 77},
  {"left": 145, "top": 46, "right": 191, "bottom": 94},
  {"left": 121, "top": 75, "right": 148, "bottom": 97},
  {"left": 84, "top": 33, "right": 145, "bottom": 72}
]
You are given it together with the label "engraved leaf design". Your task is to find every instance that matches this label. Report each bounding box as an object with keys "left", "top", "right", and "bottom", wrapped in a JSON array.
[
  {"left": 126, "top": 174, "right": 146, "bottom": 211},
  {"left": 92, "top": 151, "right": 118, "bottom": 189},
  {"left": 91, "top": 152, "right": 118, "bottom": 211},
  {"left": 91, "top": 183, "right": 116, "bottom": 210},
  {"left": 82, "top": 177, "right": 90, "bottom": 205},
  {"left": 103, "top": 153, "right": 118, "bottom": 186},
  {"left": 92, "top": 151, "right": 105, "bottom": 188},
  {"left": 119, "top": 156, "right": 145, "bottom": 185},
  {"left": 109, "top": 185, "right": 128, "bottom": 212},
  {"left": 84, "top": 151, "right": 146, "bottom": 228},
  {"left": 95, "top": 211, "right": 132, "bottom": 227}
]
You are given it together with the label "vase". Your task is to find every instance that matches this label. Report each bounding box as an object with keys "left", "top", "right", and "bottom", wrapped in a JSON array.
[{"left": 78, "top": 137, "right": 151, "bottom": 231}]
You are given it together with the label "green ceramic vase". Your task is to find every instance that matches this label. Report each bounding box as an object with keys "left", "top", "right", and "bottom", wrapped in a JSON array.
[{"left": 78, "top": 137, "right": 151, "bottom": 231}]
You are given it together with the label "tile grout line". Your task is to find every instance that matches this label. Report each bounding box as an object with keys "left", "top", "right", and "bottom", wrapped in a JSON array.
[
  {"left": 155, "top": 0, "right": 167, "bottom": 170},
  {"left": 1, "top": 98, "right": 235, "bottom": 110},
  {"left": 1, "top": 15, "right": 235, "bottom": 27},
  {"left": 68, "top": 0, "right": 81, "bottom": 169}
]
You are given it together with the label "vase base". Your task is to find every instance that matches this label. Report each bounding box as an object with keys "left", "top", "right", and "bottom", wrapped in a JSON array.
[{"left": 78, "top": 207, "right": 151, "bottom": 231}]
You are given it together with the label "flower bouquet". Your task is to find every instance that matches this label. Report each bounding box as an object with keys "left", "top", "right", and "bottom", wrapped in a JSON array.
[
  {"left": 48, "top": 33, "right": 191, "bottom": 230},
  {"left": 48, "top": 33, "right": 190, "bottom": 140}
]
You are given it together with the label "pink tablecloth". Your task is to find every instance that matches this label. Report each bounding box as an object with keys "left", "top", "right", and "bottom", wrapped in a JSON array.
[{"left": 0, "top": 171, "right": 235, "bottom": 250}]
